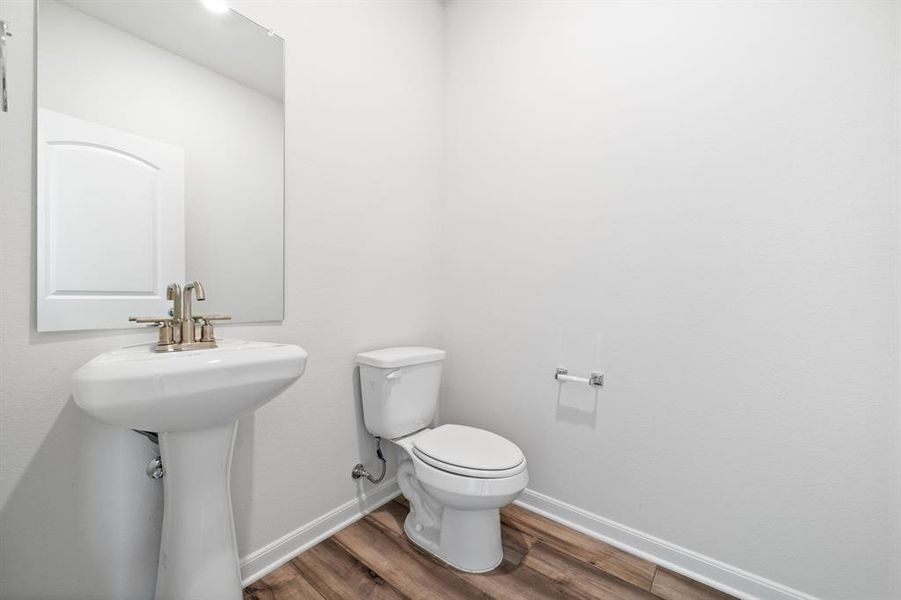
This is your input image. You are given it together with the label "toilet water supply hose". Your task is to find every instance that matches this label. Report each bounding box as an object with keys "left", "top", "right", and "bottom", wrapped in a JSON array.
[{"left": 351, "top": 436, "right": 387, "bottom": 484}]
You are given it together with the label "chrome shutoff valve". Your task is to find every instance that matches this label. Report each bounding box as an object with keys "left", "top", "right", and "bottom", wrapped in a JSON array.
[{"left": 146, "top": 456, "right": 165, "bottom": 480}]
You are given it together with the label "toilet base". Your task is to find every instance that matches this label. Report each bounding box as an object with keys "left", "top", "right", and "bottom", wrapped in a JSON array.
[
  {"left": 403, "top": 507, "right": 503, "bottom": 573},
  {"left": 397, "top": 457, "right": 504, "bottom": 573}
]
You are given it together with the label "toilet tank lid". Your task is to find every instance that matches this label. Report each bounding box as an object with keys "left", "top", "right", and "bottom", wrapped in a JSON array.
[{"left": 356, "top": 346, "right": 446, "bottom": 368}]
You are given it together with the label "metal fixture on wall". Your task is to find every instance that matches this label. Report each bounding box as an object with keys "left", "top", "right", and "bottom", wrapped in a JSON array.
[
  {"left": 132, "top": 430, "right": 164, "bottom": 479},
  {"left": 146, "top": 457, "right": 165, "bottom": 480},
  {"left": 351, "top": 436, "right": 387, "bottom": 484},
  {"left": 0, "top": 20, "right": 11, "bottom": 112},
  {"left": 555, "top": 367, "right": 605, "bottom": 388}
]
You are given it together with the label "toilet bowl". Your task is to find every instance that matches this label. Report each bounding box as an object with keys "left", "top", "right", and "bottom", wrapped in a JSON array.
[
  {"left": 356, "top": 347, "right": 528, "bottom": 572},
  {"left": 393, "top": 424, "right": 528, "bottom": 572}
]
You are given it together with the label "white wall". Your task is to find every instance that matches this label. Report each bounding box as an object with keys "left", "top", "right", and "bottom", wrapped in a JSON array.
[
  {"left": 0, "top": 0, "right": 443, "bottom": 598},
  {"left": 440, "top": 2, "right": 900, "bottom": 599},
  {"left": 2, "top": 1, "right": 898, "bottom": 599},
  {"left": 38, "top": 0, "right": 285, "bottom": 323}
]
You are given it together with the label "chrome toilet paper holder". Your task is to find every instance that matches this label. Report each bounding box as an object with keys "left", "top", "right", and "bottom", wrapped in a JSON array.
[{"left": 555, "top": 367, "right": 604, "bottom": 388}]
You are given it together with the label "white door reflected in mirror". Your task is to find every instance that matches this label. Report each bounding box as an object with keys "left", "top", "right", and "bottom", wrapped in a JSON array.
[{"left": 37, "top": 109, "right": 185, "bottom": 331}]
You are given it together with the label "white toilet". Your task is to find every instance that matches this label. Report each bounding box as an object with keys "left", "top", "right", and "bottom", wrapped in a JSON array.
[{"left": 356, "top": 346, "right": 529, "bottom": 573}]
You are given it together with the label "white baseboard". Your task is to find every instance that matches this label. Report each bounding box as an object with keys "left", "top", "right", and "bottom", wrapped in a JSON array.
[
  {"left": 240, "top": 481, "right": 819, "bottom": 600},
  {"left": 239, "top": 477, "right": 400, "bottom": 586},
  {"left": 515, "top": 488, "right": 820, "bottom": 600}
]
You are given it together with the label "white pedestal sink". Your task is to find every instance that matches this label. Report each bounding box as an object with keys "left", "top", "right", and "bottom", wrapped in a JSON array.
[{"left": 72, "top": 339, "right": 307, "bottom": 600}]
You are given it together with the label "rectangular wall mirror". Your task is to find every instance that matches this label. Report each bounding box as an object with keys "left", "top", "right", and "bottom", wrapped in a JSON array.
[{"left": 36, "top": 0, "right": 284, "bottom": 331}]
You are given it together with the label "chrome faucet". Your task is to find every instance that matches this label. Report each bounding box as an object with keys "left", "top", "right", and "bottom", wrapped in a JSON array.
[
  {"left": 129, "top": 280, "right": 230, "bottom": 352},
  {"left": 181, "top": 281, "right": 206, "bottom": 343}
]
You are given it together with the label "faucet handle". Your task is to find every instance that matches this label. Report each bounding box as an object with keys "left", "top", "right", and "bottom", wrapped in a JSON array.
[
  {"left": 192, "top": 314, "right": 231, "bottom": 323},
  {"left": 128, "top": 317, "right": 177, "bottom": 349},
  {"left": 192, "top": 314, "right": 231, "bottom": 344},
  {"left": 129, "top": 316, "right": 176, "bottom": 324}
]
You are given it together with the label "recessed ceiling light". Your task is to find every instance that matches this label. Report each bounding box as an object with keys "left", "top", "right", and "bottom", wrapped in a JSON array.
[{"left": 200, "top": 0, "right": 229, "bottom": 15}]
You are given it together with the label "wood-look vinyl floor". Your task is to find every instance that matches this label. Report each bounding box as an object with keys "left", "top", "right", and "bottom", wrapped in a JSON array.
[{"left": 244, "top": 497, "right": 736, "bottom": 600}]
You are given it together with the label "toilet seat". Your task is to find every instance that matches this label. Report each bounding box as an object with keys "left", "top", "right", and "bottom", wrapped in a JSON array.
[
  {"left": 408, "top": 446, "right": 530, "bottom": 502},
  {"left": 411, "top": 424, "right": 526, "bottom": 479}
]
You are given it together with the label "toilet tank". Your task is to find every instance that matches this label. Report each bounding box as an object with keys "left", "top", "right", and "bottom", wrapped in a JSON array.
[{"left": 356, "top": 347, "right": 446, "bottom": 439}]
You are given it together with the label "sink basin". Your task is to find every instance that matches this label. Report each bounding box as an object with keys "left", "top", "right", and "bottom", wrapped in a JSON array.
[
  {"left": 73, "top": 339, "right": 307, "bottom": 432},
  {"left": 72, "top": 339, "right": 307, "bottom": 600}
]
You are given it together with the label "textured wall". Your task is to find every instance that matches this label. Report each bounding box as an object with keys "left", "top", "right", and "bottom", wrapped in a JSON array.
[
  {"left": 440, "top": 2, "right": 900, "bottom": 598},
  {"left": 2, "top": 1, "right": 898, "bottom": 599},
  {"left": 0, "top": 1, "right": 443, "bottom": 598}
]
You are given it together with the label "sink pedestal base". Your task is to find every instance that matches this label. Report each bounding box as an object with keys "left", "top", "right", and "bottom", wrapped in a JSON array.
[{"left": 156, "top": 422, "right": 241, "bottom": 600}]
